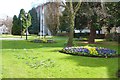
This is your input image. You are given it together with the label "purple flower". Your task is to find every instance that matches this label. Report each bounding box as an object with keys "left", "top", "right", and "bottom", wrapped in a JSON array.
[
  {"left": 83, "top": 48, "right": 89, "bottom": 53},
  {"left": 62, "top": 46, "right": 116, "bottom": 57}
]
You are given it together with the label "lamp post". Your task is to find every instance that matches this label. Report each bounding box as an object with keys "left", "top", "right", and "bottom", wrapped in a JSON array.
[
  {"left": 25, "top": 13, "right": 28, "bottom": 40},
  {"left": 20, "top": 17, "right": 22, "bottom": 38}
]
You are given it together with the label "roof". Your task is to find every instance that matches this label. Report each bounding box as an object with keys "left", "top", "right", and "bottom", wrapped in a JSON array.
[{"left": 36, "top": 2, "right": 51, "bottom": 9}]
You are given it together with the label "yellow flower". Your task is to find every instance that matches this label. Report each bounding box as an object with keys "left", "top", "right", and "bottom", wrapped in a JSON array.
[{"left": 84, "top": 46, "right": 98, "bottom": 55}]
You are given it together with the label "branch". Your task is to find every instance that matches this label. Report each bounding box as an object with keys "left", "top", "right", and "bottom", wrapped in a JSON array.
[
  {"left": 101, "top": 1, "right": 107, "bottom": 18},
  {"left": 60, "top": 1, "right": 70, "bottom": 12},
  {"left": 74, "top": 0, "right": 82, "bottom": 15}
]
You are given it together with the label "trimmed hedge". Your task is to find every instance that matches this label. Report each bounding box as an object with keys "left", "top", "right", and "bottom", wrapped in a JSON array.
[{"left": 74, "top": 33, "right": 105, "bottom": 39}]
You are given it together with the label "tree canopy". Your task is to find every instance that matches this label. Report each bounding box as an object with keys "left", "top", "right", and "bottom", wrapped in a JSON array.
[{"left": 29, "top": 8, "right": 39, "bottom": 34}]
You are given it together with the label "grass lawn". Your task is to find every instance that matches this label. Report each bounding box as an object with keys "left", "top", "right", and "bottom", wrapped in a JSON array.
[{"left": 1, "top": 36, "right": 120, "bottom": 78}]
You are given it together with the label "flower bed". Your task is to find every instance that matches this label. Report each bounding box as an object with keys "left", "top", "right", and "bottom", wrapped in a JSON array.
[
  {"left": 31, "top": 39, "right": 55, "bottom": 43},
  {"left": 60, "top": 46, "right": 117, "bottom": 58}
]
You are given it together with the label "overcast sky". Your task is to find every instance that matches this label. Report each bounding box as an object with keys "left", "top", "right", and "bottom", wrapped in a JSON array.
[{"left": 0, "top": 0, "right": 46, "bottom": 19}]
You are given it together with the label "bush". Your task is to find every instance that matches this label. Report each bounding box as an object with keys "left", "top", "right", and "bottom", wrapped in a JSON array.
[
  {"left": 106, "top": 33, "right": 120, "bottom": 42},
  {"left": 61, "top": 46, "right": 117, "bottom": 58},
  {"left": 74, "top": 33, "right": 105, "bottom": 39}
]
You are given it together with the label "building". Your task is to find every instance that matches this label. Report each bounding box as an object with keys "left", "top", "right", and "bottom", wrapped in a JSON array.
[
  {"left": 36, "top": 2, "right": 51, "bottom": 36},
  {"left": 116, "top": 26, "right": 120, "bottom": 33},
  {"left": 102, "top": 26, "right": 120, "bottom": 34},
  {"left": 0, "top": 24, "right": 8, "bottom": 34}
]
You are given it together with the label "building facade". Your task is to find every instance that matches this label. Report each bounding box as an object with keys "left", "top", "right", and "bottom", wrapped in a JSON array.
[
  {"left": 0, "top": 24, "right": 8, "bottom": 34},
  {"left": 36, "top": 2, "right": 51, "bottom": 36}
]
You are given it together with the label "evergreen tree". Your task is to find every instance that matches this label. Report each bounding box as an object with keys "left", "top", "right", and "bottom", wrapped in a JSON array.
[
  {"left": 18, "top": 9, "right": 26, "bottom": 34},
  {"left": 12, "top": 15, "right": 21, "bottom": 35},
  {"left": 29, "top": 8, "right": 39, "bottom": 34},
  {"left": 18, "top": 9, "right": 31, "bottom": 34},
  {"left": 27, "top": 13, "right": 32, "bottom": 29}
]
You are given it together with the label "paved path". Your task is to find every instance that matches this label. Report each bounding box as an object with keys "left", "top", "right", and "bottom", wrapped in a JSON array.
[{"left": 0, "top": 38, "right": 25, "bottom": 40}]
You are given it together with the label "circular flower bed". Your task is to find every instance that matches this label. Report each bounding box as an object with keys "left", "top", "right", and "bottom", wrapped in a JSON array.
[{"left": 60, "top": 46, "right": 117, "bottom": 58}]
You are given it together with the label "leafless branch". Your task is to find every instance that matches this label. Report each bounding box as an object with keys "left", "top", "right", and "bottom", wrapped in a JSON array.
[
  {"left": 74, "top": 0, "right": 82, "bottom": 15},
  {"left": 60, "top": 1, "right": 70, "bottom": 12}
]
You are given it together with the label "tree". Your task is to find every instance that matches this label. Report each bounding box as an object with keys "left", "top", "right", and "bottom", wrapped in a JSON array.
[
  {"left": 106, "top": 2, "right": 120, "bottom": 27},
  {"left": 87, "top": 2, "right": 108, "bottom": 43},
  {"left": 12, "top": 15, "right": 20, "bottom": 35},
  {"left": 77, "top": 2, "right": 107, "bottom": 43},
  {"left": 75, "top": 3, "right": 88, "bottom": 31},
  {"left": 103, "top": 2, "right": 120, "bottom": 40},
  {"left": 61, "top": 1, "right": 82, "bottom": 46},
  {"left": 2, "top": 16, "right": 13, "bottom": 34},
  {"left": 18, "top": 9, "right": 26, "bottom": 34},
  {"left": 17, "top": 9, "right": 31, "bottom": 40},
  {"left": 25, "top": 13, "right": 32, "bottom": 40},
  {"left": 29, "top": 8, "right": 39, "bottom": 34},
  {"left": 45, "top": 2, "right": 60, "bottom": 35},
  {"left": 18, "top": 9, "right": 31, "bottom": 35},
  {"left": 27, "top": 13, "right": 32, "bottom": 28}
]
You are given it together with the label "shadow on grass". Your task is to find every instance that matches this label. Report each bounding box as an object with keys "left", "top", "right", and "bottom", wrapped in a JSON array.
[
  {"left": 2, "top": 40, "right": 65, "bottom": 49},
  {"left": 60, "top": 55, "right": 118, "bottom": 78}
]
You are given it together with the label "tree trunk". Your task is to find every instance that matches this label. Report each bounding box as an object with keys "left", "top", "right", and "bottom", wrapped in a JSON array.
[
  {"left": 88, "top": 27, "right": 96, "bottom": 44},
  {"left": 65, "top": 1, "right": 81, "bottom": 47},
  {"left": 52, "top": 30, "right": 57, "bottom": 36},
  {"left": 105, "top": 27, "right": 110, "bottom": 39},
  {"left": 67, "top": 14, "right": 75, "bottom": 47},
  {"left": 66, "top": 2, "right": 75, "bottom": 47}
]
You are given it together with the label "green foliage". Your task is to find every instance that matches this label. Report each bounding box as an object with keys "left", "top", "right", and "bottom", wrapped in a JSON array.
[
  {"left": 28, "top": 8, "right": 39, "bottom": 34},
  {"left": 59, "top": 8, "right": 70, "bottom": 32},
  {"left": 12, "top": 15, "right": 21, "bottom": 35},
  {"left": 106, "top": 2, "right": 120, "bottom": 27},
  {"left": 18, "top": 9, "right": 26, "bottom": 30},
  {"left": 12, "top": 9, "right": 32, "bottom": 35},
  {"left": 18, "top": 9, "right": 32, "bottom": 33},
  {"left": 27, "top": 13, "right": 32, "bottom": 27},
  {"left": 75, "top": 13, "right": 88, "bottom": 30}
]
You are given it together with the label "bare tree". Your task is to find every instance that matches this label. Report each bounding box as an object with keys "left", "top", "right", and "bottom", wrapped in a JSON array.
[
  {"left": 2, "top": 16, "right": 13, "bottom": 34},
  {"left": 44, "top": 1, "right": 61, "bottom": 35}
]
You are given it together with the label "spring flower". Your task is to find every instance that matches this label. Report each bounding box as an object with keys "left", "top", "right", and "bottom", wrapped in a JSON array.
[{"left": 62, "top": 46, "right": 116, "bottom": 57}]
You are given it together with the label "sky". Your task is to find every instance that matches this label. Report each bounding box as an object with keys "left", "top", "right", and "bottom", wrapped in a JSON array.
[
  {"left": 0, "top": 0, "right": 46, "bottom": 19},
  {"left": 0, "top": 0, "right": 119, "bottom": 19}
]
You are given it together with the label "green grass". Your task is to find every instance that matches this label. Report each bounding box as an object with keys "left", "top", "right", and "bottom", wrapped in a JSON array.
[
  {"left": 1, "top": 36, "right": 119, "bottom": 78},
  {"left": 1, "top": 34, "right": 53, "bottom": 40}
]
